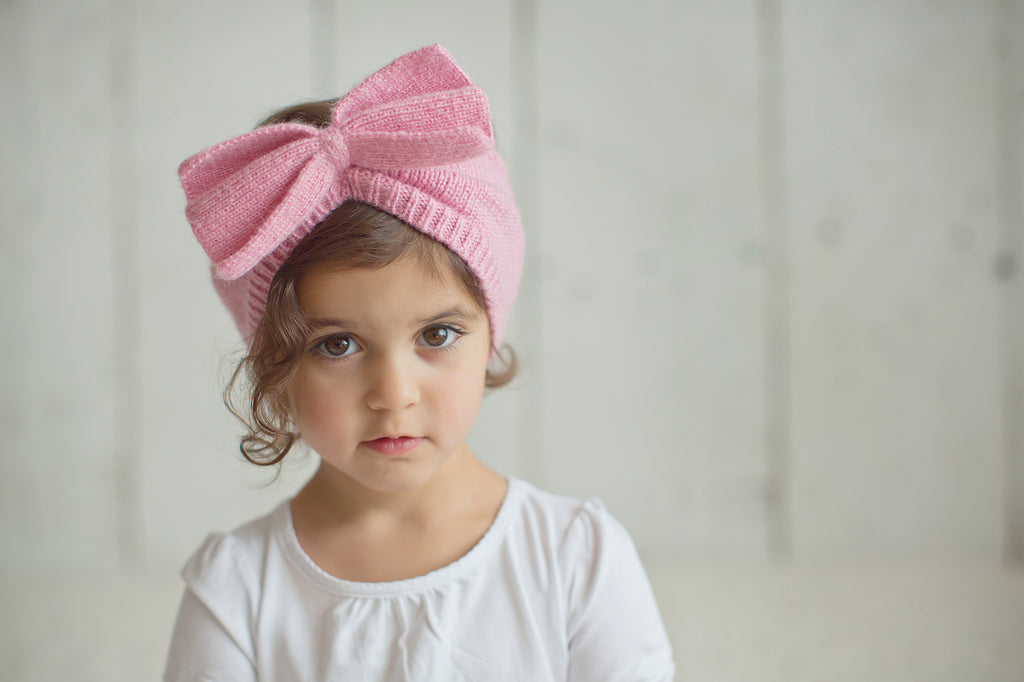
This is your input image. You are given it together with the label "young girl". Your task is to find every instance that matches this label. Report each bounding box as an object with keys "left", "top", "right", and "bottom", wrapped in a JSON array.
[{"left": 165, "top": 45, "right": 674, "bottom": 681}]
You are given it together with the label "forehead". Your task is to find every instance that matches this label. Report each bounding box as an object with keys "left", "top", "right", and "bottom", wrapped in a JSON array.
[{"left": 295, "top": 255, "right": 485, "bottom": 322}]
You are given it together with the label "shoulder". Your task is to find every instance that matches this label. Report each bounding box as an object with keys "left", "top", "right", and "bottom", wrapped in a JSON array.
[
  {"left": 184, "top": 504, "right": 279, "bottom": 572},
  {"left": 504, "top": 479, "right": 643, "bottom": 598},
  {"left": 506, "top": 480, "right": 675, "bottom": 678},
  {"left": 180, "top": 503, "right": 286, "bottom": 615},
  {"left": 170, "top": 504, "right": 288, "bottom": 670},
  {"left": 510, "top": 478, "right": 633, "bottom": 558}
]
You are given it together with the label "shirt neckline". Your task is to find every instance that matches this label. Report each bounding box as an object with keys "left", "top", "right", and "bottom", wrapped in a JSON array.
[{"left": 275, "top": 476, "right": 525, "bottom": 597}]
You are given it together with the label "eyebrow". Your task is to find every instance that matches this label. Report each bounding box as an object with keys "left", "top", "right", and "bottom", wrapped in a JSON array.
[
  {"left": 305, "top": 317, "right": 356, "bottom": 330},
  {"left": 305, "top": 305, "right": 482, "bottom": 331},
  {"left": 417, "top": 306, "right": 483, "bottom": 326}
]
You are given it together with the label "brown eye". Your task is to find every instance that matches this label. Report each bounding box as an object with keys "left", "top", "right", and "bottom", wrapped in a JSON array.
[
  {"left": 316, "top": 335, "right": 358, "bottom": 357},
  {"left": 420, "top": 325, "right": 460, "bottom": 349}
]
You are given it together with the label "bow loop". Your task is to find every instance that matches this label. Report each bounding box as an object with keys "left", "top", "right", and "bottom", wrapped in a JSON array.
[{"left": 181, "top": 46, "right": 496, "bottom": 281}]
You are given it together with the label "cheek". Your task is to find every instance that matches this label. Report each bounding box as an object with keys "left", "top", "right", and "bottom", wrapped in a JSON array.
[
  {"left": 433, "top": 352, "right": 488, "bottom": 427},
  {"left": 289, "top": 370, "right": 354, "bottom": 436}
]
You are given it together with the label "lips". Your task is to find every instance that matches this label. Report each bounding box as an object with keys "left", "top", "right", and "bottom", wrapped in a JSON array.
[{"left": 362, "top": 436, "right": 424, "bottom": 455}]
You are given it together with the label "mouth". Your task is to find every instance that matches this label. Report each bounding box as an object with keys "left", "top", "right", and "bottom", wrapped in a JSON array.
[{"left": 362, "top": 436, "right": 425, "bottom": 456}]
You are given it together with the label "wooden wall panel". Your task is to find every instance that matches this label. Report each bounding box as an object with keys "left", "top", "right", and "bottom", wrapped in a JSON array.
[
  {"left": 998, "top": 0, "right": 1024, "bottom": 562},
  {"left": 0, "top": 1, "right": 120, "bottom": 570},
  {"left": 535, "top": 0, "right": 768, "bottom": 555},
  {"left": 784, "top": 1, "right": 1005, "bottom": 556}
]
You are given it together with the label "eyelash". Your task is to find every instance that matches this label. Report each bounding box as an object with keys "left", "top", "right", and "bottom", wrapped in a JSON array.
[
  {"left": 308, "top": 324, "right": 467, "bottom": 362},
  {"left": 310, "top": 334, "right": 360, "bottom": 361},
  {"left": 419, "top": 324, "right": 466, "bottom": 351}
]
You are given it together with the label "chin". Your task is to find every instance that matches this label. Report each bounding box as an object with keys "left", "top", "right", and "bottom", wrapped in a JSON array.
[{"left": 344, "top": 456, "right": 453, "bottom": 495}]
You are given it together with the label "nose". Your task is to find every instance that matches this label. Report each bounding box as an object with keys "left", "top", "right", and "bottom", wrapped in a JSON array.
[{"left": 365, "top": 352, "right": 420, "bottom": 411}]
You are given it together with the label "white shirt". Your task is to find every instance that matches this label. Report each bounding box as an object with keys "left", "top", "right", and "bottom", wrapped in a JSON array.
[{"left": 164, "top": 478, "right": 675, "bottom": 681}]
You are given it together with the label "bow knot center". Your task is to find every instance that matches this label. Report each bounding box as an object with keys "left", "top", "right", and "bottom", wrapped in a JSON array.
[{"left": 319, "top": 127, "right": 351, "bottom": 171}]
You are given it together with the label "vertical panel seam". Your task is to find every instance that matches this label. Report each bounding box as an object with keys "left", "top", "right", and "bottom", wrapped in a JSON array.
[
  {"left": 511, "top": 0, "right": 543, "bottom": 486},
  {"left": 110, "top": 0, "right": 142, "bottom": 570},
  {"left": 757, "top": 0, "right": 791, "bottom": 558},
  {"left": 995, "top": 0, "right": 1024, "bottom": 565}
]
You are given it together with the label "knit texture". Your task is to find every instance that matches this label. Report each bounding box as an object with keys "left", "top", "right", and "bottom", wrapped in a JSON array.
[{"left": 179, "top": 44, "right": 524, "bottom": 348}]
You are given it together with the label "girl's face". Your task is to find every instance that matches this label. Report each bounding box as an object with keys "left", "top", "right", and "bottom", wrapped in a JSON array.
[{"left": 287, "top": 255, "right": 491, "bottom": 496}]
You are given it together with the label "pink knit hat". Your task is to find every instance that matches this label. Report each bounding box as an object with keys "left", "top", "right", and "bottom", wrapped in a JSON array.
[{"left": 179, "top": 44, "right": 524, "bottom": 348}]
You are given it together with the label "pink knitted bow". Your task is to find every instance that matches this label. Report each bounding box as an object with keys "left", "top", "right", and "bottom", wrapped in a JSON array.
[{"left": 179, "top": 48, "right": 495, "bottom": 280}]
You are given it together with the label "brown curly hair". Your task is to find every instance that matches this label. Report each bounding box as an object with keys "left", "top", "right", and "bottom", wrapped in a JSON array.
[{"left": 223, "top": 101, "right": 517, "bottom": 467}]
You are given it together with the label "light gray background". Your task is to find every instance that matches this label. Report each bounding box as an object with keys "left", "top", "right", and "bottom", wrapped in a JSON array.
[{"left": 2, "top": 1, "right": 1024, "bottom": 680}]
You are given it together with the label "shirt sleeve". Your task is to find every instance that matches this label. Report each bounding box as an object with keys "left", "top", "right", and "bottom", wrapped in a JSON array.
[
  {"left": 561, "top": 500, "right": 676, "bottom": 682},
  {"left": 163, "top": 534, "right": 260, "bottom": 682}
]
